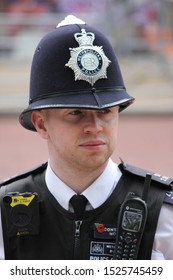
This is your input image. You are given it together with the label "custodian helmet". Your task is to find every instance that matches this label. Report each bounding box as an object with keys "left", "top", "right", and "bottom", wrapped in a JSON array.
[{"left": 19, "top": 15, "right": 134, "bottom": 131}]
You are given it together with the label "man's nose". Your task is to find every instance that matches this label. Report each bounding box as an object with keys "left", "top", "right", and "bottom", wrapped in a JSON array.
[{"left": 83, "top": 114, "right": 103, "bottom": 134}]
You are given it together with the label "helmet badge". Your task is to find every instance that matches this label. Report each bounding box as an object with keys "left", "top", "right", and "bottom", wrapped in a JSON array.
[{"left": 66, "top": 29, "right": 111, "bottom": 86}]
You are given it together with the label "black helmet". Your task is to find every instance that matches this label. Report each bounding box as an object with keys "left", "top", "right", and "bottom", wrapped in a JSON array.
[{"left": 19, "top": 15, "right": 134, "bottom": 131}]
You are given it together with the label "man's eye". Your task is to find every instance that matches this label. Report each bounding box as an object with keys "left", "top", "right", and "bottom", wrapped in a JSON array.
[
  {"left": 69, "top": 110, "right": 82, "bottom": 115},
  {"left": 100, "top": 108, "right": 111, "bottom": 114}
]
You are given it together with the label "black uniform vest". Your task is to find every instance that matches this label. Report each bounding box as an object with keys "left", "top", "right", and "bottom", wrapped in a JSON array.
[{"left": 0, "top": 162, "right": 173, "bottom": 260}]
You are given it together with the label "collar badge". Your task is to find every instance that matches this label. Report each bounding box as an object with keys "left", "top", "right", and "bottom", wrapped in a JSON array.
[{"left": 66, "top": 29, "right": 111, "bottom": 86}]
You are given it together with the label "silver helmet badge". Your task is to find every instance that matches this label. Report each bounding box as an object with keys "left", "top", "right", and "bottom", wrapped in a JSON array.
[{"left": 66, "top": 28, "right": 111, "bottom": 86}]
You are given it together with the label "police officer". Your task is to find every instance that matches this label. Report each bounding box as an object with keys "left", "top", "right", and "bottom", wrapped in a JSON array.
[{"left": 0, "top": 15, "right": 173, "bottom": 260}]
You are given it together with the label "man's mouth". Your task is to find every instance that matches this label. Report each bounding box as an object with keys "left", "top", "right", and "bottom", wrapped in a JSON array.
[{"left": 79, "top": 140, "right": 106, "bottom": 150}]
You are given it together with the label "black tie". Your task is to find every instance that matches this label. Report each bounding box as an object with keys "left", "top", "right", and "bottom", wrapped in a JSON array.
[{"left": 70, "top": 194, "right": 88, "bottom": 218}]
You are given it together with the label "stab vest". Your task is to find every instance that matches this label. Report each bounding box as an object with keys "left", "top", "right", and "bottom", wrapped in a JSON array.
[{"left": 0, "top": 161, "right": 173, "bottom": 260}]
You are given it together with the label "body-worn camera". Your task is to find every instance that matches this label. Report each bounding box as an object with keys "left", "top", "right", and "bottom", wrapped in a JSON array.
[{"left": 2, "top": 192, "right": 40, "bottom": 237}]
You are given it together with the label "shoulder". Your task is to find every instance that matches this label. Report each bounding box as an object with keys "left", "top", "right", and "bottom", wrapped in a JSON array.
[
  {"left": 0, "top": 162, "right": 48, "bottom": 189},
  {"left": 119, "top": 159, "right": 173, "bottom": 206}
]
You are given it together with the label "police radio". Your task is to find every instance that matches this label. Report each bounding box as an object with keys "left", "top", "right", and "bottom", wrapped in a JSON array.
[
  {"left": 2, "top": 192, "right": 40, "bottom": 237},
  {"left": 113, "top": 174, "right": 152, "bottom": 260}
]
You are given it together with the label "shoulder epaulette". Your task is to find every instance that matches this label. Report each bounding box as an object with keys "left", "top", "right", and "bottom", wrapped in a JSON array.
[
  {"left": 119, "top": 160, "right": 173, "bottom": 189},
  {"left": 0, "top": 162, "right": 48, "bottom": 187},
  {"left": 119, "top": 160, "right": 173, "bottom": 206}
]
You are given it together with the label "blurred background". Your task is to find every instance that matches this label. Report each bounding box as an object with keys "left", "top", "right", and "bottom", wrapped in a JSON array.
[{"left": 0, "top": 0, "right": 173, "bottom": 180}]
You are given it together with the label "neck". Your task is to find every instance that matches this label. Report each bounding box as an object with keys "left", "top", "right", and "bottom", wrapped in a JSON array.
[{"left": 49, "top": 159, "right": 108, "bottom": 193}]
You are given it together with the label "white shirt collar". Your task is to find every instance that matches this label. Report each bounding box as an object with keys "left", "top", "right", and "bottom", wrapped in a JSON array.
[{"left": 45, "top": 158, "right": 122, "bottom": 210}]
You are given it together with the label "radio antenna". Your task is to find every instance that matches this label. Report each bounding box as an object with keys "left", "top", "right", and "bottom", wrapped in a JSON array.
[{"left": 142, "top": 173, "right": 152, "bottom": 202}]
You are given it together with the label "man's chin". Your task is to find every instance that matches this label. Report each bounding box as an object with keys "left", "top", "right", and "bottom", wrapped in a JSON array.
[{"left": 78, "top": 155, "right": 109, "bottom": 171}]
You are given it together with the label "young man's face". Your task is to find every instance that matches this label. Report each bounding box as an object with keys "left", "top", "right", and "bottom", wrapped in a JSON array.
[{"left": 32, "top": 107, "right": 119, "bottom": 173}]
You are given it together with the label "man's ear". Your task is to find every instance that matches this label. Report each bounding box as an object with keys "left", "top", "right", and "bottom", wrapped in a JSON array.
[{"left": 31, "top": 111, "right": 49, "bottom": 139}]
